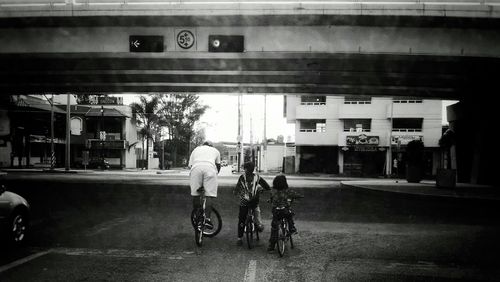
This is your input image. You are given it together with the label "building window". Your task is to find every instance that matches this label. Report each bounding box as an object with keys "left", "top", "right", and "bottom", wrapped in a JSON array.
[
  {"left": 301, "top": 95, "right": 326, "bottom": 105},
  {"left": 392, "top": 118, "right": 423, "bottom": 132},
  {"left": 393, "top": 98, "right": 423, "bottom": 104},
  {"left": 299, "top": 119, "right": 326, "bottom": 132},
  {"left": 343, "top": 119, "right": 371, "bottom": 132},
  {"left": 344, "top": 96, "right": 371, "bottom": 104},
  {"left": 70, "top": 117, "right": 82, "bottom": 136}
]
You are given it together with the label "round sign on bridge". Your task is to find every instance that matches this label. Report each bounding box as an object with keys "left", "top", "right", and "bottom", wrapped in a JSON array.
[{"left": 177, "top": 30, "right": 195, "bottom": 49}]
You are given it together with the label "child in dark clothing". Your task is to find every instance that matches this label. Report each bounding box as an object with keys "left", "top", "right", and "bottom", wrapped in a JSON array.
[
  {"left": 233, "top": 161, "right": 270, "bottom": 246},
  {"left": 267, "top": 174, "right": 303, "bottom": 252}
]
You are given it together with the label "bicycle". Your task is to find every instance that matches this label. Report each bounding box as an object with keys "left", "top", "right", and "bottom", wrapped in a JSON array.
[
  {"left": 275, "top": 205, "right": 295, "bottom": 257},
  {"left": 244, "top": 201, "right": 260, "bottom": 249},
  {"left": 190, "top": 186, "right": 222, "bottom": 247}
]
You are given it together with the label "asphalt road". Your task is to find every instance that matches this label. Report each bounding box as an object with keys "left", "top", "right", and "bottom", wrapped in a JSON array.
[{"left": 1, "top": 171, "right": 499, "bottom": 281}]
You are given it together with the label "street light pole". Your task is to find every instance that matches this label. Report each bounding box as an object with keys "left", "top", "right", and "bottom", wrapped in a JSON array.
[{"left": 65, "top": 93, "right": 71, "bottom": 171}]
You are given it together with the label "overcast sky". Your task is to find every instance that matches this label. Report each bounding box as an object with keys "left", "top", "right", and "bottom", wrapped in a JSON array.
[
  {"left": 117, "top": 94, "right": 294, "bottom": 144},
  {"left": 117, "top": 94, "right": 457, "bottom": 144}
]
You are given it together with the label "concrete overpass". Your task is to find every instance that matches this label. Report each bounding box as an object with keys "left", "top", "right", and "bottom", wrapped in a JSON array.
[
  {"left": 0, "top": 0, "right": 500, "bottom": 98},
  {"left": 0, "top": 1, "right": 499, "bottom": 185}
]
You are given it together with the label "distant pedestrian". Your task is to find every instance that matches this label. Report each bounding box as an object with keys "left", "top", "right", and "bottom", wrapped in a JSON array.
[{"left": 393, "top": 158, "right": 399, "bottom": 177}]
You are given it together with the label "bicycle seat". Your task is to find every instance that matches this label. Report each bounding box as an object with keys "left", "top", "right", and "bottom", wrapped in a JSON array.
[{"left": 197, "top": 186, "right": 205, "bottom": 193}]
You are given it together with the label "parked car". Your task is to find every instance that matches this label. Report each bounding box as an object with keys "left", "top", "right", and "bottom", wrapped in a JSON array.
[
  {"left": 88, "top": 158, "right": 110, "bottom": 170},
  {"left": 0, "top": 178, "right": 30, "bottom": 245}
]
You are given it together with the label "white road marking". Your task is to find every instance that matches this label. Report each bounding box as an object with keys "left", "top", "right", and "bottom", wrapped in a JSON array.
[
  {"left": 243, "top": 260, "right": 257, "bottom": 282},
  {"left": 85, "top": 217, "right": 129, "bottom": 236},
  {"left": 0, "top": 250, "right": 52, "bottom": 274}
]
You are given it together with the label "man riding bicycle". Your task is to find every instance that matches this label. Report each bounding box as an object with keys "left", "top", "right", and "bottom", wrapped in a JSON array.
[{"left": 189, "top": 141, "right": 221, "bottom": 229}]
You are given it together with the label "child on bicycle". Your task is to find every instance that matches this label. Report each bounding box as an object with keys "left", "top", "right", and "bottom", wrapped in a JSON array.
[
  {"left": 233, "top": 161, "right": 270, "bottom": 246},
  {"left": 267, "top": 174, "right": 303, "bottom": 252}
]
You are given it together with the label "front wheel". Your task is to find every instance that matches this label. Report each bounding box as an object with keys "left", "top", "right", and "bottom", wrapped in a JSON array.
[
  {"left": 245, "top": 221, "right": 254, "bottom": 249},
  {"left": 277, "top": 220, "right": 287, "bottom": 257}
]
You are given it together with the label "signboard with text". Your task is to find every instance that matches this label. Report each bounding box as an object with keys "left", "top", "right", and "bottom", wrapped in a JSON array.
[
  {"left": 346, "top": 134, "right": 379, "bottom": 146},
  {"left": 130, "top": 35, "right": 164, "bottom": 52},
  {"left": 391, "top": 135, "right": 423, "bottom": 146}
]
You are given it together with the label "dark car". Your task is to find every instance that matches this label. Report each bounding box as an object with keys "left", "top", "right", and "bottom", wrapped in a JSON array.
[
  {"left": 88, "top": 158, "right": 110, "bottom": 170},
  {"left": 0, "top": 176, "right": 30, "bottom": 244}
]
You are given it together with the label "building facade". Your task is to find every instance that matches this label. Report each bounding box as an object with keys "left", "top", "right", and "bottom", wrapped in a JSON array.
[
  {"left": 0, "top": 95, "right": 139, "bottom": 169},
  {"left": 285, "top": 95, "right": 442, "bottom": 177}
]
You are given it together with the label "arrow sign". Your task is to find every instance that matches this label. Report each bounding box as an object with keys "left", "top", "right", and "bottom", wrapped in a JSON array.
[{"left": 129, "top": 35, "right": 164, "bottom": 52}]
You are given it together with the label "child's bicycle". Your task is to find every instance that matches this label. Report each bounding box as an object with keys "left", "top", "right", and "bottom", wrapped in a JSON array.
[
  {"left": 244, "top": 201, "right": 260, "bottom": 249},
  {"left": 190, "top": 187, "right": 222, "bottom": 247},
  {"left": 275, "top": 204, "right": 295, "bottom": 257}
]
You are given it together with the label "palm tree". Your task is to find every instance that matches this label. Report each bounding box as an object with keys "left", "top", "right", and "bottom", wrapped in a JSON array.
[{"left": 130, "top": 95, "right": 162, "bottom": 169}]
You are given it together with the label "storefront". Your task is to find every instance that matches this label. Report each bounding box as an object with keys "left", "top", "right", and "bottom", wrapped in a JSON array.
[{"left": 340, "top": 134, "right": 386, "bottom": 176}]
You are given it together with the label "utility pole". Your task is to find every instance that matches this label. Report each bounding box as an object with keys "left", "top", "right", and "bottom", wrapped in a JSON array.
[
  {"left": 263, "top": 94, "right": 268, "bottom": 173},
  {"left": 387, "top": 99, "right": 394, "bottom": 177},
  {"left": 237, "top": 93, "right": 243, "bottom": 172},
  {"left": 65, "top": 93, "right": 71, "bottom": 171},
  {"left": 43, "top": 94, "right": 56, "bottom": 170}
]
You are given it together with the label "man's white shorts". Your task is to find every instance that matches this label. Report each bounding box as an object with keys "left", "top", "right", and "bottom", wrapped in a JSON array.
[{"left": 190, "top": 165, "right": 218, "bottom": 197}]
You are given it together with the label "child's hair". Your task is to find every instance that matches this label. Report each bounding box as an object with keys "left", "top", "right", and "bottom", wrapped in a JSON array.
[
  {"left": 272, "top": 174, "right": 288, "bottom": 190},
  {"left": 243, "top": 161, "right": 255, "bottom": 172}
]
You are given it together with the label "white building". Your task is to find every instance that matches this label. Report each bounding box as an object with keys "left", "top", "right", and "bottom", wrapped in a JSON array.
[{"left": 285, "top": 95, "right": 442, "bottom": 177}]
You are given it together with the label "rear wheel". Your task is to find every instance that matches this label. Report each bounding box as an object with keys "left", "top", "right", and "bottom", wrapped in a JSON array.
[
  {"left": 203, "top": 207, "right": 222, "bottom": 238},
  {"left": 277, "top": 220, "right": 286, "bottom": 257}
]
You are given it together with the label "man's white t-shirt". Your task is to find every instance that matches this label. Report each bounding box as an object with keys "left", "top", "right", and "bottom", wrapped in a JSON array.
[{"left": 188, "top": 145, "right": 221, "bottom": 171}]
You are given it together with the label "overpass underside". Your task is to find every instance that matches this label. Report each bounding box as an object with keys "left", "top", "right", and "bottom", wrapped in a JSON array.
[
  {"left": 0, "top": 52, "right": 499, "bottom": 99},
  {"left": 0, "top": 7, "right": 500, "bottom": 98}
]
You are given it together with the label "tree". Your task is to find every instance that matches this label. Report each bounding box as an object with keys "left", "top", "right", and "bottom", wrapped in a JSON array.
[
  {"left": 130, "top": 95, "right": 162, "bottom": 169},
  {"left": 160, "top": 94, "right": 208, "bottom": 166}
]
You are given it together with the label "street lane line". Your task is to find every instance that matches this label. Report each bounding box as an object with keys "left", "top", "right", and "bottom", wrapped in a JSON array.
[
  {"left": 0, "top": 250, "right": 52, "bottom": 274},
  {"left": 243, "top": 260, "right": 257, "bottom": 282}
]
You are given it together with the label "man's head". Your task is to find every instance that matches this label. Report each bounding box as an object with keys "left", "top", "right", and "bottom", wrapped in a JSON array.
[
  {"left": 203, "top": 141, "right": 213, "bottom": 147},
  {"left": 243, "top": 161, "right": 255, "bottom": 174}
]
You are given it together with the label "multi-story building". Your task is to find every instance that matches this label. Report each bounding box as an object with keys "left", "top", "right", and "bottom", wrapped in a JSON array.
[
  {"left": 0, "top": 95, "right": 139, "bottom": 169},
  {"left": 285, "top": 95, "right": 442, "bottom": 177}
]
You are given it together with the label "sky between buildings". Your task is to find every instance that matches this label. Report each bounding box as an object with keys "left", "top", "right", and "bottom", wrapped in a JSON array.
[{"left": 116, "top": 94, "right": 457, "bottom": 144}]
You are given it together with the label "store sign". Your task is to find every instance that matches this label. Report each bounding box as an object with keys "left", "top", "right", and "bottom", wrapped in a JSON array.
[
  {"left": 87, "top": 140, "right": 126, "bottom": 150},
  {"left": 346, "top": 134, "right": 379, "bottom": 145},
  {"left": 354, "top": 146, "right": 379, "bottom": 152},
  {"left": 392, "top": 135, "right": 423, "bottom": 145},
  {"left": 29, "top": 135, "right": 65, "bottom": 144}
]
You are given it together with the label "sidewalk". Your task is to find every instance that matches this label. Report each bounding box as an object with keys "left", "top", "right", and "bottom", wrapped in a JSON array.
[{"left": 341, "top": 179, "right": 500, "bottom": 201}]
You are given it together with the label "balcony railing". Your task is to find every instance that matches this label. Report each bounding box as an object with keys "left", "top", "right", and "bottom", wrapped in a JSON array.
[
  {"left": 300, "top": 102, "right": 326, "bottom": 106},
  {"left": 392, "top": 128, "right": 422, "bottom": 132}
]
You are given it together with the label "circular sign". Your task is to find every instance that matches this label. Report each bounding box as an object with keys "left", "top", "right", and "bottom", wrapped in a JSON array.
[{"left": 177, "top": 30, "right": 195, "bottom": 49}]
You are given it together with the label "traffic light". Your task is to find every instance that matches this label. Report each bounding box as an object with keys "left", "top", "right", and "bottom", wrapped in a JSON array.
[{"left": 208, "top": 35, "right": 244, "bottom": 52}]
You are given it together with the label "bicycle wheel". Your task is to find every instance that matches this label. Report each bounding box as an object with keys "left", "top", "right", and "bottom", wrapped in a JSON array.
[
  {"left": 277, "top": 220, "right": 287, "bottom": 257},
  {"left": 195, "top": 223, "right": 204, "bottom": 247},
  {"left": 203, "top": 207, "right": 222, "bottom": 238},
  {"left": 245, "top": 221, "right": 254, "bottom": 249}
]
